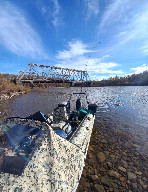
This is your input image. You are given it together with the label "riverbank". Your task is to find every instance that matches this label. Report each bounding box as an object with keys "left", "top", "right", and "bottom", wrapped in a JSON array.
[
  {"left": 76, "top": 121, "right": 148, "bottom": 192},
  {"left": 0, "top": 74, "right": 30, "bottom": 101}
]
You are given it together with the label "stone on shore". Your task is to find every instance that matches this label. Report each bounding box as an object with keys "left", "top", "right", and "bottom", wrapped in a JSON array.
[
  {"left": 88, "top": 152, "right": 95, "bottom": 159},
  {"left": 97, "top": 152, "right": 106, "bottom": 163},
  {"left": 120, "top": 176, "right": 126, "bottom": 182},
  {"left": 88, "top": 146, "right": 94, "bottom": 151},
  {"left": 127, "top": 172, "right": 137, "bottom": 180},
  {"left": 92, "top": 184, "right": 106, "bottom": 192},
  {"left": 121, "top": 160, "right": 128, "bottom": 168},
  {"left": 101, "top": 176, "right": 113, "bottom": 187},
  {"left": 118, "top": 166, "right": 126, "bottom": 173},
  {"left": 108, "top": 170, "right": 121, "bottom": 179},
  {"left": 87, "top": 174, "right": 98, "bottom": 182}
]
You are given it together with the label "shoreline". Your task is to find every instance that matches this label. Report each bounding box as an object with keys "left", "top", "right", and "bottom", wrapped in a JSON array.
[
  {"left": 76, "top": 121, "right": 148, "bottom": 192},
  {"left": 0, "top": 91, "right": 27, "bottom": 101}
]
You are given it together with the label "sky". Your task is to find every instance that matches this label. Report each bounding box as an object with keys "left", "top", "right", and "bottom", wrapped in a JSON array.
[{"left": 0, "top": 0, "right": 148, "bottom": 80}]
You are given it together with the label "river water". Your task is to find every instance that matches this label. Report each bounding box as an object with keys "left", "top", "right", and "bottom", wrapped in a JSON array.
[
  {"left": 0, "top": 86, "right": 148, "bottom": 156},
  {"left": 0, "top": 86, "right": 148, "bottom": 191}
]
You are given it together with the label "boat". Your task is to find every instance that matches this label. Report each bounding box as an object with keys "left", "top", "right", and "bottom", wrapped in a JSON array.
[{"left": 0, "top": 92, "right": 97, "bottom": 192}]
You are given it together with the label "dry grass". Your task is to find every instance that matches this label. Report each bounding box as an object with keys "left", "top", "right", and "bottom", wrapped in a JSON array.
[{"left": 0, "top": 74, "right": 30, "bottom": 95}]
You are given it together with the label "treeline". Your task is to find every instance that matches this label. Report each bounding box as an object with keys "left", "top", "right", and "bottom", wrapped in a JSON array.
[{"left": 92, "top": 71, "right": 148, "bottom": 86}]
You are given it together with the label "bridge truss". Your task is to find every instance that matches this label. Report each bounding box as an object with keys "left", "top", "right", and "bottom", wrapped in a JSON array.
[{"left": 17, "top": 63, "right": 89, "bottom": 83}]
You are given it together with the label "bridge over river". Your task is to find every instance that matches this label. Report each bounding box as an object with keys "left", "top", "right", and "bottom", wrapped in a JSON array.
[{"left": 17, "top": 63, "right": 91, "bottom": 86}]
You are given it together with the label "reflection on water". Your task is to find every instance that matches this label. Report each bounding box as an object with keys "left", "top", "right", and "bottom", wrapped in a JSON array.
[{"left": 0, "top": 86, "right": 148, "bottom": 155}]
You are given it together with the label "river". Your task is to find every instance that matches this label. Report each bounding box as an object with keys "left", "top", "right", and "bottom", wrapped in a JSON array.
[
  {"left": 0, "top": 86, "right": 148, "bottom": 191},
  {"left": 0, "top": 86, "right": 148, "bottom": 155}
]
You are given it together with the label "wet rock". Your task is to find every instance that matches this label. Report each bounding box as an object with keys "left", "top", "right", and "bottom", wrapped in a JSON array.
[
  {"left": 82, "top": 169, "right": 86, "bottom": 177},
  {"left": 87, "top": 167, "right": 94, "bottom": 175},
  {"left": 79, "top": 176, "right": 86, "bottom": 186},
  {"left": 135, "top": 171, "right": 142, "bottom": 175},
  {"left": 120, "top": 177, "right": 126, "bottom": 182},
  {"left": 97, "top": 152, "right": 106, "bottom": 163},
  {"left": 139, "top": 179, "right": 144, "bottom": 186},
  {"left": 94, "top": 169, "right": 98, "bottom": 175},
  {"left": 118, "top": 166, "right": 126, "bottom": 173},
  {"left": 76, "top": 185, "right": 83, "bottom": 192},
  {"left": 85, "top": 182, "right": 91, "bottom": 188},
  {"left": 128, "top": 161, "right": 134, "bottom": 166},
  {"left": 92, "top": 184, "right": 106, "bottom": 192},
  {"left": 121, "top": 160, "right": 128, "bottom": 168},
  {"left": 108, "top": 170, "right": 121, "bottom": 179},
  {"left": 88, "top": 146, "right": 94, "bottom": 152},
  {"left": 88, "top": 152, "right": 94, "bottom": 159},
  {"left": 109, "top": 187, "right": 114, "bottom": 192},
  {"left": 107, "top": 162, "right": 112, "bottom": 169},
  {"left": 127, "top": 172, "right": 137, "bottom": 180},
  {"left": 87, "top": 175, "right": 98, "bottom": 182},
  {"left": 104, "top": 151, "right": 109, "bottom": 156},
  {"left": 101, "top": 176, "right": 113, "bottom": 187},
  {"left": 110, "top": 154, "right": 116, "bottom": 158},
  {"left": 88, "top": 159, "right": 96, "bottom": 167},
  {"left": 100, "top": 139, "right": 107, "bottom": 144},
  {"left": 143, "top": 185, "right": 148, "bottom": 190},
  {"left": 132, "top": 183, "right": 137, "bottom": 189}
]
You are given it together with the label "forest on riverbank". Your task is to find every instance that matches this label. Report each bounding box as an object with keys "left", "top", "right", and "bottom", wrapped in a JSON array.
[
  {"left": 92, "top": 71, "right": 148, "bottom": 86},
  {"left": 0, "top": 71, "right": 148, "bottom": 92}
]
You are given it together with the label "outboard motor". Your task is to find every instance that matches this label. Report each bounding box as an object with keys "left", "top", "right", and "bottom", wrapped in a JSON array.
[{"left": 53, "top": 103, "right": 69, "bottom": 122}]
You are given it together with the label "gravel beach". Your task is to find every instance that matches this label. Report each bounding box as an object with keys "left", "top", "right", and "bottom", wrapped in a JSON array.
[{"left": 76, "top": 121, "right": 148, "bottom": 192}]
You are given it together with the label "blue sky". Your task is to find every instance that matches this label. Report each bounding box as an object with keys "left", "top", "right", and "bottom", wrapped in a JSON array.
[{"left": 0, "top": 0, "right": 148, "bottom": 80}]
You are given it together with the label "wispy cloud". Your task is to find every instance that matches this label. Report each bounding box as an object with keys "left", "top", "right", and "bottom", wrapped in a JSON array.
[
  {"left": 37, "top": 0, "right": 62, "bottom": 28},
  {"left": 89, "top": 74, "right": 108, "bottom": 81},
  {"left": 56, "top": 40, "right": 94, "bottom": 59},
  {"left": 0, "top": 1, "right": 46, "bottom": 58},
  {"left": 97, "top": 0, "right": 148, "bottom": 62},
  {"left": 116, "top": 8, "right": 148, "bottom": 45},
  {"left": 56, "top": 40, "right": 123, "bottom": 79},
  {"left": 131, "top": 64, "right": 148, "bottom": 74},
  {"left": 51, "top": 0, "right": 61, "bottom": 27},
  {"left": 83, "top": 0, "right": 99, "bottom": 20},
  {"left": 98, "top": 0, "right": 130, "bottom": 33}
]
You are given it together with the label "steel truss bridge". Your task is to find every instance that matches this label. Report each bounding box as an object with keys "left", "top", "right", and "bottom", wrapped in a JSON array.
[{"left": 17, "top": 63, "right": 90, "bottom": 85}]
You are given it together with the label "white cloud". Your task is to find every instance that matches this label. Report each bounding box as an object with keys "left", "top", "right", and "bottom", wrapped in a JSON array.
[
  {"left": 56, "top": 40, "right": 123, "bottom": 80},
  {"left": 56, "top": 55, "right": 122, "bottom": 74},
  {"left": 83, "top": 0, "right": 99, "bottom": 20},
  {"left": 52, "top": 0, "right": 61, "bottom": 27},
  {"left": 88, "top": 62, "right": 122, "bottom": 74},
  {"left": 143, "top": 48, "right": 148, "bottom": 55},
  {"left": 89, "top": 74, "right": 107, "bottom": 81},
  {"left": 102, "top": 54, "right": 110, "bottom": 58},
  {"left": 131, "top": 64, "right": 148, "bottom": 74},
  {"left": 117, "top": 8, "right": 148, "bottom": 45},
  {"left": 37, "top": 0, "right": 62, "bottom": 28},
  {"left": 0, "top": 2, "right": 46, "bottom": 58},
  {"left": 56, "top": 40, "right": 95, "bottom": 59},
  {"left": 98, "top": 0, "right": 130, "bottom": 33}
]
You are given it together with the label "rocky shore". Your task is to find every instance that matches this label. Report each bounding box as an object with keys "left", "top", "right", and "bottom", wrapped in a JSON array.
[
  {"left": 0, "top": 91, "right": 26, "bottom": 101},
  {"left": 76, "top": 121, "right": 148, "bottom": 192}
]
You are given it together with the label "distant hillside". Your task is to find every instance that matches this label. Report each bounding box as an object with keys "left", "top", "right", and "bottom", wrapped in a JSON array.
[{"left": 92, "top": 71, "right": 148, "bottom": 86}]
